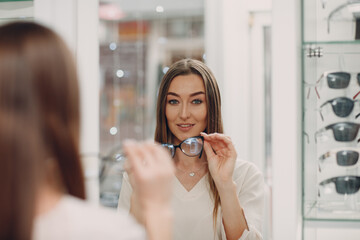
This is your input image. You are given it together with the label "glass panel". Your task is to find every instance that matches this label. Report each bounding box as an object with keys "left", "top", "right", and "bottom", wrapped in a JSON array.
[
  {"left": 98, "top": 0, "right": 204, "bottom": 207},
  {"left": 302, "top": 0, "right": 360, "bottom": 223},
  {"left": 303, "top": 43, "right": 360, "bottom": 221}
]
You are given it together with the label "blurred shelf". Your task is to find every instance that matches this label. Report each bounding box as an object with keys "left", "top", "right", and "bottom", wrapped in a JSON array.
[{"left": 303, "top": 40, "right": 360, "bottom": 45}]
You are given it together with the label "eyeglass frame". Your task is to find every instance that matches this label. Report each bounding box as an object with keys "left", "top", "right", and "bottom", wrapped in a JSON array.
[
  {"left": 318, "top": 147, "right": 360, "bottom": 171},
  {"left": 319, "top": 175, "right": 360, "bottom": 195},
  {"left": 162, "top": 136, "right": 204, "bottom": 158},
  {"left": 316, "top": 97, "right": 360, "bottom": 121},
  {"left": 305, "top": 71, "right": 360, "bottom": 99},
  {"left": 314, "top": 121, "right": 360, "bottom": 143}
]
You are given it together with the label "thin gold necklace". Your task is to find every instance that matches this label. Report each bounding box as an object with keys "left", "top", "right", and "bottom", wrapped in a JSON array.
[{"left": 176, "top": 163, "right": 207, "bottom": 177}]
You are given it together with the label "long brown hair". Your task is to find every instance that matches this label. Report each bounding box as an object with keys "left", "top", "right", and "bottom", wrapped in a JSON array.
[
  {"left": 154, "top": 58, "right": 223, "bottom": 228},
  {"left": 0, "top": 22, "right": 85, "bottom": 240}
]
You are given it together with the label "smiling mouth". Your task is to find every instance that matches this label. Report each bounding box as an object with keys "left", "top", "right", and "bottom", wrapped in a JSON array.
[{"left": 177, "top": 124, "right": 194, "bottom": 128}]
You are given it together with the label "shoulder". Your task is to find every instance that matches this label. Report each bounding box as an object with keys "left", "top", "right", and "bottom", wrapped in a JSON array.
[
  {"left": 232, "top": 159, "right": 264, "bottom": 190},
  {"left": 233, "top": 159, "right": 263, "bottom": 180},
  {"left": 34, "top": 195, "right": 145, "bottom": 240}
]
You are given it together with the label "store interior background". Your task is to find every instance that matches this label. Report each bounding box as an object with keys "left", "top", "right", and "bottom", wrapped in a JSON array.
[{"left": 1, "top": 0, "right": 360, "bottom": 239}]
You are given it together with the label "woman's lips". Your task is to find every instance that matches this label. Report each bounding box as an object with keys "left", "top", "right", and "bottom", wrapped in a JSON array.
[{"left": 176, "top": 124, "right": 194, "bottom": 131}]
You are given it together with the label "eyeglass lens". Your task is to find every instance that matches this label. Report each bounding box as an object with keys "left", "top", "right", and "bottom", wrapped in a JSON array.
[
  {"left": 326, "top": 72, "right": 351, "bottom": 89},
  {"left": 162, "top": 136, "right": 203, "bottom": 158},
  {"left": 180, "top": 137, "right": 203, "bottom": 157},
  {"left": 336, "top": 150, "right": 359, "bottom": 166},
  {"left": 327, "top": 122, "right": 360, "bottom": 141},
  {"left": 321, "top": 176, "right": 360, "bottom": 195},
  {"left": 328, "top": 97, "right": 355, "bottom": 117}
]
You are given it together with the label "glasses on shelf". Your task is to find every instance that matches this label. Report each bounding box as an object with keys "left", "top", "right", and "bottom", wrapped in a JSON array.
[
  {"left": 162, "top": 136, "right": 204, "bottom": 158},
  {"left": 319, "top": 176, "right": 360, "bottom": 195},
  {"left": 315, "top": 122, "right": 360, "bottom": 142},
  {"left": 306, "top": 71, "right": 360, "bottom": 99},
  {"left": 317, "top": 97, "right": 360, "bottom": 121},
  {"left": 319, "top": 148, "right": 360, "bottom": 166}
]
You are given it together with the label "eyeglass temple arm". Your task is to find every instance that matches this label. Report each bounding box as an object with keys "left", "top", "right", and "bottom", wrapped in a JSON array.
[
  {"left": 319, "top": 177, "right": 335, "bottom": 186},
  {"left": 312, "top": 73, "right": 325, "bottom": 99},
  {"left": 314, "top": 126, "right": 330, "bottom": 143},
  {"left": 317, "top": 101, "right": 330, "bottom": 121},
  {"left": 353, "top": 90, "right": 360, "bottom": 100},
  {"left": 319, "top": 151, "right": 332, "bottom": 161}
]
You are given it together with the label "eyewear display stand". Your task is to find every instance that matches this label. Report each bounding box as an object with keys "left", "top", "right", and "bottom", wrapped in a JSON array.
[{"left": 302, "top": 0, "right": 360, "bottom": 239}]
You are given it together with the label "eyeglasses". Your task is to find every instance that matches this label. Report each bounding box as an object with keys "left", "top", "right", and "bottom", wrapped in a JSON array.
[
  {"left": 320, "top": 176, "right": 360, "bottom": 195},
  {"left": 317, "top": 97, "right": 360, "bottom": 121},
  {"left": 162, "top": 136, "right": 204, "bottom": 158},
  {"left": 315, "top": 122, "right": 360, "bottom": 142},
  {"left": 306, "top": 71, "right": 360, "bottom": 99},
  {"left": 319, "top": 148, "right": 360, "bottom": 166}
]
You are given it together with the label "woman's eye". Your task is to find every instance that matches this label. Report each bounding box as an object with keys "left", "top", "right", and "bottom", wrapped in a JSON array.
[
  {"left": 192, "top": 99, "right": 203, "bottom": 104},
  {"left": 168, "top": 99, "right": 179, "bottom": 105}
]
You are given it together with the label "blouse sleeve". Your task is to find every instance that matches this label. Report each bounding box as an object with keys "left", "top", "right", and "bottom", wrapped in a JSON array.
[
  {"left": 220, "top": 160, "right": 265, "bottom": 240},
  {"left": 117, "top": 172, "right": 133, "bottom": 213}
]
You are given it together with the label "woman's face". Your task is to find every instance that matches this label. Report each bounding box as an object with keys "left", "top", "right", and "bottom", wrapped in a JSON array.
[{"left": 165, "top": 74, "right": 207, "bottom": 145}]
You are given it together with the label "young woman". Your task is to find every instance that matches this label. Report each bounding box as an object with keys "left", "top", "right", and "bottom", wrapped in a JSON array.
[
  {"left": 0, "top": 21, "right": 174, "bottom": 240},
  {"left": 118, "top": 59, "right": 264, "bottom": 240}
]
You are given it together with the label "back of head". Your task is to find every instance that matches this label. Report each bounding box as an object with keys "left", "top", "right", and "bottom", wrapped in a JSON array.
[
  {"left": 0, "top": 21, "right": 85, "bottom": 240},
  {"left": 154, "top": 58, "right": 223, "bottom": 143}
]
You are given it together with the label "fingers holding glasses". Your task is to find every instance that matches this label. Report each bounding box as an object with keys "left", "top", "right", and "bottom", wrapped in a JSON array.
[
  {"left": 200, "top": 132, "right": 237, "bottom": 158},
  {"left": 200, "top": 132, "right": 237, "bottom": 184}
]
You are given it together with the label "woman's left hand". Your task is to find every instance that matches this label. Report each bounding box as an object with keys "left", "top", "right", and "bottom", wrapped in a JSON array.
[{"left": 200, "top": 132, "right": 237, "bottom": 186}]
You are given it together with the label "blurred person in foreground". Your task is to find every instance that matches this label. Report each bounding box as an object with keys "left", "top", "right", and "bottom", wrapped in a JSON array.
[
  {"left": 0, "top": 21, "right": 174, "bottom": 240},
  {"left": 118, "top": 59, "right": 264, "bottom": 240}
]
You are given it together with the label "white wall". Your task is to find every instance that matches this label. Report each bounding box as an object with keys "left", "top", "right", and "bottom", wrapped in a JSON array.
[
  {"left": 205, "top": 1, "right": 274, "bottom": 239},
  {"left": 272, "top": 0, "right": 302, "bottom": 239},
  {"left": 205, "top": 0, "right": 271, "bottom": 165}
]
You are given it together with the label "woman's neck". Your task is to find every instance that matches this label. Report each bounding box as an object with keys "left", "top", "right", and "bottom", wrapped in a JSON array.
[
  {"left": 174, "top": 152, "right": 207, "bottom": 170},
  {"left": 35, "top": 184, "right": 63, "bottom": 216},
  {"left": 35, "top": 158, "right": 65, "bottom": 217}
]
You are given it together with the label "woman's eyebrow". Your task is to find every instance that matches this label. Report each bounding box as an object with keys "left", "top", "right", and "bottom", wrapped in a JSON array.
[
  {"left": 167, "top": 91, "right": 205, "bottom": 97},
  {"left": 190, "top": 91, "right": 205, "bottom": 97},
  {"left": 167, "top": 92, "right": 179, "bottom": 97}
]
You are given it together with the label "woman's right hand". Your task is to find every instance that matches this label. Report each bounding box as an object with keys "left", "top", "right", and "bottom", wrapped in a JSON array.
[
  {"left": 124, "top": 140, "right": 174, "bottom": 211},
  {"left": 124, "top": 141, "right": 174, "bottom": 234}
]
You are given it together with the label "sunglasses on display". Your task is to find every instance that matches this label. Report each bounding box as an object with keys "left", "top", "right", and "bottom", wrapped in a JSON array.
[
  {"left": 317, "top": 97, "right": 360, "bottom": 121},
  {"left": 319, "top": 148, "right": 360, "bottom": 167},
  {"left": 306, "top": 71, "right": 360, "bottom": 99},
  {"left": 162, "top": 136, "right": 204, "bottom": 158},
  {"left": 315, "top": 122, "right": 360, "bottom": 142},
  {"left": 319, "top": 176, "right": 360, "bottom": 195}
]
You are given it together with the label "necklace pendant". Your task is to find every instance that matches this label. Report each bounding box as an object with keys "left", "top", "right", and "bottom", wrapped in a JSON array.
[{"left": 189, "top": 172, "right": 195, "bottom": 177}]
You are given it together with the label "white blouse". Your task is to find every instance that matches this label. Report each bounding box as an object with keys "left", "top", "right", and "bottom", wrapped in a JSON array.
[
  {"left": 33, "top": 195, "right": 146, "bottom": 240},
  {"left": 118, "top": 159, "right": 264, "bottom": 240}
]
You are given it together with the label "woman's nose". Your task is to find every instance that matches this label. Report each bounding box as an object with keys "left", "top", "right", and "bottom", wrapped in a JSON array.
[{"left": 179, "top": 103, "right": 190, "bottom": 119}]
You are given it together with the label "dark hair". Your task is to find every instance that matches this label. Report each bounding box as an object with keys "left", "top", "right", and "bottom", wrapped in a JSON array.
[
  {"left": 154, "top": 58, "right": 223, "bottom": 228},
  {"left": 0, "top": 21, "right": 85, "bottom": 240}
]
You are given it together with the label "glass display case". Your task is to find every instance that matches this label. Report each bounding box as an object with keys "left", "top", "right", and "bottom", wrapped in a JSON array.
[{"left": 302, "top": 0, "right": 360, "bottom": 236}]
